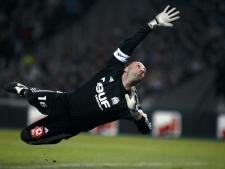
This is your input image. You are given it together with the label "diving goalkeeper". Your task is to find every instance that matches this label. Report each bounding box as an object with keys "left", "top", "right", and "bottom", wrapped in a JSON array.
[{"left": 4, "top": 5, "right": 180, "bottom": 145}]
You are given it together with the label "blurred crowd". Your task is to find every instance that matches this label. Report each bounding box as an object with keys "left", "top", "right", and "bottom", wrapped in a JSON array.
[
  {"left": 0, "top": 0, "right": 225, "bottom": 109},
  {"left": 0, "top": 0, "right": 96, "bottom": 67}
]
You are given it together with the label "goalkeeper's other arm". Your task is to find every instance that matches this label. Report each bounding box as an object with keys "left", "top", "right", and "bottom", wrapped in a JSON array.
[{"left": 125, "top": 87, "right": 148, "bottom": 121}]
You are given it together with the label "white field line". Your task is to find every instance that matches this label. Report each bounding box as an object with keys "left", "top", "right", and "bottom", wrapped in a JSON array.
[{"left": 0, "top": 162, "right": 208, "bottom": 169}]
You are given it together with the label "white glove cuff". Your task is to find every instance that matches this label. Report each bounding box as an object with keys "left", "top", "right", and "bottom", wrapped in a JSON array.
[
  {"left": 148, "top": 19, "right": 159, "bottom": 29},
  {"left": 131, "top": 109, "right": 140, "bottom": 117}
]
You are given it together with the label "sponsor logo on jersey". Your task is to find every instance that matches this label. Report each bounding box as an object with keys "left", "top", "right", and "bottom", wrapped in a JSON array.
[
  {"left": 101, "top": 77, "right": 105, "bottom": 82},
  {"left": 30, "top": 126, "right": 45, "bottom": 138},
  {"left": 109, "top": 76, "right": 114, "bottom": 82},
  {"left": 30, "top": 88, "right": 39, "bottom": 92},
  {"left": 95, "top": 82, "right": 111, "bottom": 110},
  {"left": 113, "top": 48, "right": 130, "bottom": 63},
  {"left": 44, "top": 127, "right": 49, "bottom": 134},
  {"left": 111, "top": 97, "right": 120, "bottom": 105}
]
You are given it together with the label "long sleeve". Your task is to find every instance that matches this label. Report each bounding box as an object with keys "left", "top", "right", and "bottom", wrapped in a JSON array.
[
  {"left": 134, "top": 115, "right": 151, "bottom": 134},
  {"left": 113, "top": 24, "right": 152, "bottom": 63},
  {"left": 121, "top": 111, "right": 151, "bottom": 134},
  {"left": 119, "top": 24, "right": 152, "bottom": 56}
]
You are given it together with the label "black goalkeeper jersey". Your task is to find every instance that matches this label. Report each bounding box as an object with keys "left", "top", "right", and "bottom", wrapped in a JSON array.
[{"left": 68, "top": 24, "right": 152, "bottom": 134}]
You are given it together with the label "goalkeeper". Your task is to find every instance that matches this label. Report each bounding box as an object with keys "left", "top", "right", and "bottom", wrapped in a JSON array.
[{"left": 4, "top": 5, "right": 180, "bottom": 145}]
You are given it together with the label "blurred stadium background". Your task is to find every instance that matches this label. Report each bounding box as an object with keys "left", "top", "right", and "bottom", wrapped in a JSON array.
[{"left": 0, "top": 0, "right": 225, "bottom": 168}]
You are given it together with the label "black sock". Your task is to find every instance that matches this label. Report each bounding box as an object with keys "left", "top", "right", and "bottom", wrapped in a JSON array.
[{"left": 20, "top": 89, "right": 27, "bottom": 98}]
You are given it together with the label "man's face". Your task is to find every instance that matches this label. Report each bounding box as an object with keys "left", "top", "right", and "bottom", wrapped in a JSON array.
[{"left": 124, "top": 61, "right": 146, "bottom": 83}]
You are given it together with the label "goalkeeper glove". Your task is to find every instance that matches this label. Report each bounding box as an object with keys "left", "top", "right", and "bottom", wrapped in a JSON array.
[
  {"left": 149, "top": 5, "right": 180, "bottom": 29},
  {"left": 125, "top": 86, "right": 140, "bottom": 117}
]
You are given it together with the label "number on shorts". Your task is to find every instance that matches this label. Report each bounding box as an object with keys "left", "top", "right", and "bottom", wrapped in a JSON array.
[
  {"left": 38, "top": 96, "right": 47, "bottom": 107},
  {"left": 38, "top": 96, "right": 47, "bottom": 100}
]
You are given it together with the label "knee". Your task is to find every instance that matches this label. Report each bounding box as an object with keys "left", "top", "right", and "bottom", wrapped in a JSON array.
[
  {"left": 20, "top": 128, "right": 32, "bottom": 144},
  {"left": 20, "top": 128, "right": 63, "bottom": 145}
]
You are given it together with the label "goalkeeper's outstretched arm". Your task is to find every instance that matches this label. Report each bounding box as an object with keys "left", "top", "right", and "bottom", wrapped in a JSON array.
[{"left": 114, "top": 5, "right": 180, "bottom": 63}]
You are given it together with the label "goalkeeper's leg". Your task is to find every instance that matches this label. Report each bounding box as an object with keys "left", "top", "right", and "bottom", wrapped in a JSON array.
[
  {"left": 20, "top": 115, "right": 80, "bottom": 145},
  {"left": 4, "top": 82, "right": 66, "bottom": 116},
  {"left": 24, "top": 87, "right": 65, "bottom": 116}
]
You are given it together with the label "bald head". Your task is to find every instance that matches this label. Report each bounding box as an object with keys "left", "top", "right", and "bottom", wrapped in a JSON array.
[{"left": 122, "top": 61, "right": 146, "bottom": 89}]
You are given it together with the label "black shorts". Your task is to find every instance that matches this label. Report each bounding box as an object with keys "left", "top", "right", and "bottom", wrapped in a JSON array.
[{"left": 21, "top": 89, "right": 80, "bottom": 145}]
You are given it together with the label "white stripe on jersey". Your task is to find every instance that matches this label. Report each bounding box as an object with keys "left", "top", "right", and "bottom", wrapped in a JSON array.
[
  {"left": 145, "top": 118, "right": 152, "bottom": 130},
  {"left": 113, "top": 48, "right": 130, "bottom": 63},
  {"left": 29, "top": 88, "right": 62, "bottom": 93}
]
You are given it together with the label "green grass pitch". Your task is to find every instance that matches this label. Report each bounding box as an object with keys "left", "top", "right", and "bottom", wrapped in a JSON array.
[{"left": 0, "top": 129, "right": 224, "bottom": 169}]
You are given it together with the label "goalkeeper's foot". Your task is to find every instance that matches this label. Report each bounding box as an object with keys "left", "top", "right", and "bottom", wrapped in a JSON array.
[{"left": 4, "top": 82, "right": 28, "bottom": 96}]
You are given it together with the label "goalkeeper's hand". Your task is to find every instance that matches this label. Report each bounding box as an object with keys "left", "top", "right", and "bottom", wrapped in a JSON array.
[
  {"left": 148, "top": 5, "right": 180, "bottom": 29},
  {"left": 125, "top": 86, "right": 140, "bottom": 118}
]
